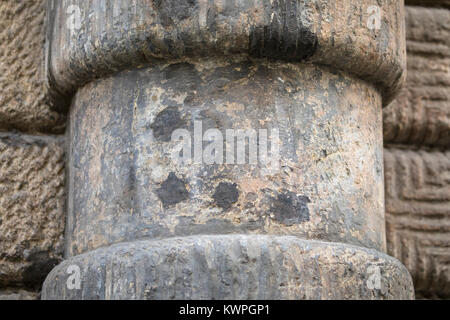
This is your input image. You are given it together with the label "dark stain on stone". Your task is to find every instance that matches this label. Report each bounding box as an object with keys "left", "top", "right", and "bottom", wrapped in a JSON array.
[
  {"left": 150, "top": 107, "right": 186, "bottom": 142},
  {"left": 249, "top": 0, "right": 317, "bottom": 61},
  {"left": 156, "top": 173, "right": 189, "bottom": 208},
  {"left": 22, "top": 251, "right": 60, "bottom": 286},
  {"left": 213, "top": 182, "right": 239, "bottom": 210},
  {"left": 270, "top": 190, "right": 310, "bottom": 226},
  {"left": 152, "top": 0, "right": 197, "bottom": 27}
]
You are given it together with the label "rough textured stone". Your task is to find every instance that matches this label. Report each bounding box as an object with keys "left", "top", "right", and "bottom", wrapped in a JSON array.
[
  {"left": 0, "top": 133, "right": 65, "bottom": 288},
  {"left": 0, "top": 0, "right": 65, "bottom": 134},
  {"left": 42, "top": 236, "right": 414, "bottom": 300},
  {"left": 383, "top": 7, "right": 450, "bottom": 148},
  {"left": 383, "top": 5, "right": 450, "bottom": 300},
  {"left": 384, "top": 148, "right": 450, "bottom": 299}
]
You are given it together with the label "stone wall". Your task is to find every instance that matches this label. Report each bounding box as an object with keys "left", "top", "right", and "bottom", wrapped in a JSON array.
[
  {"left": 0, "top": 0, "right": 65, "bottom": 300},
  {"left": 384, "top": 3, "right": 450, "bottom": 299}
]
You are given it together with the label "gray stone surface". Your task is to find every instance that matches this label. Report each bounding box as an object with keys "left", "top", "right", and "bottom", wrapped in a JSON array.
[
  {"left": 66, "top": 61, "right": 385, "bottom": 257},
  {"left": 42, "top": 236, "right": 414, "bottom": 300},
  {"left": 46, "top": 0, "right": 406, "bottom": 108}
]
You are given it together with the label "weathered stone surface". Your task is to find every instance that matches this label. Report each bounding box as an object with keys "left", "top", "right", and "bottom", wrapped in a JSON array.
[
  {"left": 0, "top": 0, "right": 65, "bottom": 134},
  {"left": 383, "top": 6, "right": 450, "bottom": 148},
  {"left": 46, "top": 0, "right": 405, "bottom": 108},
  {"left": 384, "top": 147, "right": 450, "bottom": 299},
  {"left": 42, "top": 236, "right": 414, "bottom": 300},
  {"left": 0, "top": 133, "right": 65, "bottom": 288},
  {"left": 0, "top": 289, "right": 39, "bottom": 300},
  {"left": 66, "top": 61, "right": 385, "bottom": 256},
  {"left": 44, "top": 0, "right": 413, "bottom": 300}
]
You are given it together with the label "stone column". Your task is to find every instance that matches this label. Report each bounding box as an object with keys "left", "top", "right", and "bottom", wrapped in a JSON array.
[
  {"left": 384, "top": 3, "right": 450, "bottom": 299},
  {"left": 42, "top": 0, "right": 414, "bottom": 299}
]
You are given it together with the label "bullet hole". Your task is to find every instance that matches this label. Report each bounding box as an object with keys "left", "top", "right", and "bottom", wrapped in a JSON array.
[
  {"left": 213, "top": 182, "right": 239, "bottom": 210},
  {"left": 270, "top": 190, "right": 310, "bottom": 226},
  {"left": 150, "top": 107, "right": 186, "bottom": 142},
  {"left": 156, "top": 173, "right": 189, "bottom": 208}
]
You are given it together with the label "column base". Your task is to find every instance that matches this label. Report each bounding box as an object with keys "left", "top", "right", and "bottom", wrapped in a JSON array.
[{"left": 42, "top": 235, "right": 414, "bottom": 300}]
